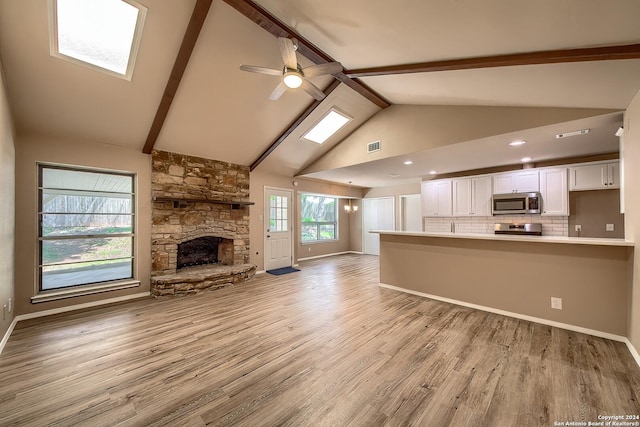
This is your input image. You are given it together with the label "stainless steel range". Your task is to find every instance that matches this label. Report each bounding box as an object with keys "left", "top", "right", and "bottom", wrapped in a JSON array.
[{"left": 494, "top": 223, "right": 542, "bottom": 236}]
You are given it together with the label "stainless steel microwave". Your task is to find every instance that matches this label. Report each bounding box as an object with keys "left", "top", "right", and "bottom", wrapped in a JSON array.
[{"left": 492, "top": 192, "right": 541, "bottom": 215}]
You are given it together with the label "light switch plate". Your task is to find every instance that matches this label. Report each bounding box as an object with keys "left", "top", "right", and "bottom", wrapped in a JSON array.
[{"left": 606, "top": 224, "right": 614, "bottom": 232}]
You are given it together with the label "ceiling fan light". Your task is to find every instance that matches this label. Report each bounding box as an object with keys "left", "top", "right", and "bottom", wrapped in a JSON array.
[{"left": 283, "top": 71, "right": 303, "bottom": 88}]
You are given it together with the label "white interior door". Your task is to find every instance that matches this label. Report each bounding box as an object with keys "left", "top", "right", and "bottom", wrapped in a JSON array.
[
  {"left": 363, "top": 197, "right": 395, "bottom": 255},
  {"left": 401, "top": 194, "right": 422, "bottom": 231},
  {"left": 264, "top": 188, "right": 292, "bottom": 271}
]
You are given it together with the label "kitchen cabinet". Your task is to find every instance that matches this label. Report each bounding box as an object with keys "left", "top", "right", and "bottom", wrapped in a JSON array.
[
  {"left": 421, "top": 180, "right": 452, "bottom": 217},
  {"left": 493, "top": 170, "right": 539, "bottom": 194},
  {"left": 539, "top": 168, "right": 568, "bottom": 216},
  {"left": 569, "top": 161, "right": 619, "bottom": 191},
  {"left": 452, "top": 176, "right": 492, "bottom": 216}
]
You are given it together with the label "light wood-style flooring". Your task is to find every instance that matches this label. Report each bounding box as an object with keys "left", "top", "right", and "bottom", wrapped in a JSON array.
[{"left": 1, "top": 254, "right": 639, "bottom": 426}]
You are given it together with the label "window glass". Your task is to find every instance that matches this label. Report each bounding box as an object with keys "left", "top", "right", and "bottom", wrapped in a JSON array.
[
  {"left": 301, "top": 194, "right": 337, "bottom": 243},
  {"left": 39, "top": 165, "right": 135, "bottom": 291}
]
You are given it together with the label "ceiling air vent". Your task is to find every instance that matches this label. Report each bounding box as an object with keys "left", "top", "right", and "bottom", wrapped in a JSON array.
[{"left": 367, "top": 140, "right": 381, "bottom": 153}]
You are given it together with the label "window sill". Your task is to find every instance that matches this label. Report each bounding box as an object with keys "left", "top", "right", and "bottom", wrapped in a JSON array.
[
  {"left": 301, "top": 240, "right": 339, "bottom": 245},
  {"left": 31, "top": 280, "right": 140, "bottom": 304}
]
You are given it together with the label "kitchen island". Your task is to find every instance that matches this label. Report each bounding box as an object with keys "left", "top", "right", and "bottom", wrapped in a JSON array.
[{"left": 372, "top": 230, "right": 634, "bottom": 338}]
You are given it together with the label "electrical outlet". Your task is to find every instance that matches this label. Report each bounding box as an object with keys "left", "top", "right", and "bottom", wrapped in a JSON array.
[
  {"left": 606, "top": 224, "right": 614, "bottom": 232},
  {"left": 575, "top": 225, "right": 581, "bottom": 232},
  {"left": 8, "top": 298, "right": 11, "bottom": 313},
  {"left": 308, "top": 247, "right": 311, "bottom": 252},
  {"left": 551, "top": 297, "right": 563, "bottom": 310}
]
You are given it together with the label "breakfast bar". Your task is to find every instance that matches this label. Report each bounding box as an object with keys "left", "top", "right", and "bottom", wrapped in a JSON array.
[{"left": 372, "top": 230, "right": 634, "bottom": 337}]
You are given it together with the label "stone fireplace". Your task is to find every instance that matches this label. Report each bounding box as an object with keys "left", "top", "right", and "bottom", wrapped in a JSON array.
[{"left": 150, "top": 150, "right": 256, "bottom": 297}]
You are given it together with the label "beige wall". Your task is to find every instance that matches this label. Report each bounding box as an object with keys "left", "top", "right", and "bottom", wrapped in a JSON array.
[
  {"left": 569, "top": 189, "right": 624, "bottom": 238},
  {"left": 0, "top": 62, "right": 15, "bottom": 339},
  {"left": 302, "top": 105, "right": 618, "bottom": 175},
  {"left": 14, "top": 134, "right": 152, "bottom": 316},
  {"left": 623, "top": 89, "right": 640, "bottom": 352},
  {"left": 379, "top": 234, "right": 632, "bottom": 336},
  {"left": 249, "top": 169, "right": 363, "bottom": 271}
]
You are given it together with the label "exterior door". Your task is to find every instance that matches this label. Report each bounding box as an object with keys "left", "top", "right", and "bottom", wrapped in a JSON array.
[{"left": 264, "top": 188, "right": 292, "bottom": 271}]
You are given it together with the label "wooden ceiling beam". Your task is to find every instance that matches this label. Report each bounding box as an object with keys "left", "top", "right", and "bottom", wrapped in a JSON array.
[
  {"left": 250, "top": 79, "right": 340, "bottom": 172},
  {"left": 142, "top": 0, "right": 213, "bottom": 154},
  {"left": 344, "top": 43, "right": 640, "bottom": 78},
  {"left": 222, "top": 0, "right": 390, "bottom": 109}
]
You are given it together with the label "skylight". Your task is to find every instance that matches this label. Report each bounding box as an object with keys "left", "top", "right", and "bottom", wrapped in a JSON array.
[
  {"left": 50, "top": 0, "right": 147, "bottom": 80},
  {"left": 303, "top": 109, "right": 352, "bottom": 144}
]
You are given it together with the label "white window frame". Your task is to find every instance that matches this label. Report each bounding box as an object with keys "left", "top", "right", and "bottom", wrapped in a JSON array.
[
  {"left": 48, "top": 0, "right": 147, "bottom": 80},
  {"left": 300, "top": 193, "right": 339, "bottom": 244},
  {"left": 34, "top": 163, "right": 139, "bottom": 302}
]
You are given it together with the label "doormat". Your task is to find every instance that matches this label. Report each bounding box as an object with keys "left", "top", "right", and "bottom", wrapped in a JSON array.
[{"left": 266, "top": 267, "right": 300, "bottom": 276}]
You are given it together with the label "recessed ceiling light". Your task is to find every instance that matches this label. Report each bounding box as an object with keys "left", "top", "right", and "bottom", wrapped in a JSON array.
[
  {"left": 403, "top": 160, "right": 413, "bottom": 165},
  {"left": 509, "top": 140, "right": 526, "bottom": 146},
  {"left": 521, "top": 157, "right": 532, "bottom": 163},
  {"left": 556, "top": 129, "right": 590, "bottom": 139},
  {"left": 429, "top": 170, "right": 437, "bottom": 175},
  {"left": 302, "top": 109, "right": 352, "bottom": 144}
]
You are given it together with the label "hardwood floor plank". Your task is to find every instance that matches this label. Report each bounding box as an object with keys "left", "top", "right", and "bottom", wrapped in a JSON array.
[{"left": 1, "top": 254, "right": 639, "bottom": 426}]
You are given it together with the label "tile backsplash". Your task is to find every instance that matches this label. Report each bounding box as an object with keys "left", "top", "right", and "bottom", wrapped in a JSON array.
[{"left": 424, "top": 215, "right": 568, "bottom": 236}]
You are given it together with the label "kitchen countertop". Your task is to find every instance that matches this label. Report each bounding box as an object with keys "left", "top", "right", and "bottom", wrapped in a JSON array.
[{"left": 369, "top": 230, "right": 635, "bottom": 247}]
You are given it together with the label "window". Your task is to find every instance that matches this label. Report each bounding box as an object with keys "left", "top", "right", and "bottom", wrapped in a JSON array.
[
  {"left": 302, "top": 109, "right": 352, "bottom": 144},
  {"left": 49, "top": 0, "right": 147, "bottom": 80},
  {"left": 269, "top": 194, "right": 288, "bottom": 232},
  {"left": 301, "top": 194, "right": 337, "bottom": 243},
  {"left": 38, "top": 165, "right": 135, "bottom": 291}
]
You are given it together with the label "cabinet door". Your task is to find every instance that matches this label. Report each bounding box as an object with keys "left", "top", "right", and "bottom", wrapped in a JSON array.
[
  {"left": 539, "top": 168, "right": 568, "bottom": 216},
  {"left": 493, "top": 171, "right": 539, "bottom": 193},
  {"left": 493, "top": 174, "right": 514, "bottom": 194},
  {"left": 472, "top": 176, "right": 493, "bottom": 216},
  {"left": 421, "top": 182, "right": 438, "bottom": 216},
  {"left": 570, "top": 163, "right": 606, "bottom": 190},
  {"left": 435, "top": 180, "right": 453, "bottom": 217},
  {"left": 452, "top": 178, "right": 472, "bottom": 216},
  {"left": 607, "top": 162, "right": 620, "bottom": 189},
  {"left": 512, "top": 171, "right": 539, "bottom": 192}
]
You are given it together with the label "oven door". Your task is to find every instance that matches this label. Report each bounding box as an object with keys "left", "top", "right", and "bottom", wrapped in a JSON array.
[{"left": 492, "top": 194, "right": 526, "bottom": 215}]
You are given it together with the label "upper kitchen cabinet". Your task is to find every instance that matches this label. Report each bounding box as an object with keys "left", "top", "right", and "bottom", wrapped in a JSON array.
[
  {"left": 421, "top": 180, "right": 452, "bottom": 217},
  {"left": 493, "top": 170, "right": 539, "bottom": 194},
  {"left": 569, "top": 161, "right": 619, "bottom": 191},
  {"left": 539, "top": 168, "right": 569, "bottom": 216},
  {"left": 452, "top": 176, "right": 492, "bottom": 217}
]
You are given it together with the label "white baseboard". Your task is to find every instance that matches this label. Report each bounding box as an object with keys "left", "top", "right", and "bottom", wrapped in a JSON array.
[
  {"left": 297, "top": 251, "right": 363, "bottom": 262},
  {"left": 0, "top": 316, "right": 19, "bottom": 355},
  {"left": 624, "top": 338, "right": 640, "bottom": 368},
  {"left": 255, "top": 270, "right": 266, "bottom": 275},
  {"left": 379, "top": 282, "right": 629, "bottom": 344}
]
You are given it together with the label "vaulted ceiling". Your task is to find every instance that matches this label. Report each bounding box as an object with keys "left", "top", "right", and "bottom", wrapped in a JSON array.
[{"left": 1, "top": 0, "right": 639, "bottom": 188}]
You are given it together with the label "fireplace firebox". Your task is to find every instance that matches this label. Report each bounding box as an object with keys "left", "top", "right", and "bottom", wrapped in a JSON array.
[{"left": 177, "top": 236, "right": 234, "bottom": 269}]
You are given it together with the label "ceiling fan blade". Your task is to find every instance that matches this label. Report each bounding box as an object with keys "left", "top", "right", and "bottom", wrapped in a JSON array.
[
  {"left": 300, "top": 79, "right": 325, "bottom": 101},
  {"left": 239, "top": 65, "right": 282, "bottom": 76},
  {"left": 302, "top": 62, "right": 343, "bottom": 78},
  {"left": 269, "top": 82, "right": 288, "bottom": 101},
  {"left": 279, "top": 37, "right": 298, "bottom": 70}
]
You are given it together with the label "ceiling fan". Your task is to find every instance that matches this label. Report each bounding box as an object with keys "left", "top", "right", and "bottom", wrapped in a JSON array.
[{"left": 240, "top": 37, "right": 343, "bottom": 101}]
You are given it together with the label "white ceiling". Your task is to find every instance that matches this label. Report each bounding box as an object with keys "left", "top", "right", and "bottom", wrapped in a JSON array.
[{"left": 1, "top": 0, "right": 639, "bottom": 188}]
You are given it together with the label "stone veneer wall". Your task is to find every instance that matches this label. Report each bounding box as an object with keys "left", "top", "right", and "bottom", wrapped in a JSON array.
[{"left": 151, "top": 150, "right": 251, "bottom": 277}]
